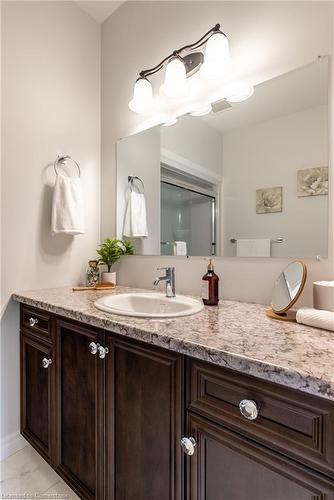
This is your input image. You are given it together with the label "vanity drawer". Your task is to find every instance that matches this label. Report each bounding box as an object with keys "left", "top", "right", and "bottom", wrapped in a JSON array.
[
  {"left": 188, "top": 359, "right": 334, "bottom": 478},
  {"left": 21, "top": 305, "right": 52, "bottom": 340}
]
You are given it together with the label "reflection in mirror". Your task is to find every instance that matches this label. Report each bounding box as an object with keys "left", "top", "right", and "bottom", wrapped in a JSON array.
[
  {"left": 271, "top": 261, "right": 307, "bottom": 313},
  {"left": 116, "top": 59, "right": 329, "bottom": 258},
  {"left": 265, "top": 261, "right": 307, "bottom": 321}
]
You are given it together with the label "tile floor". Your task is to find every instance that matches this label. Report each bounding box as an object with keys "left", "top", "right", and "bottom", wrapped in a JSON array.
[{"left": 0, "top": 445, "right": 79, "bottom": 499}]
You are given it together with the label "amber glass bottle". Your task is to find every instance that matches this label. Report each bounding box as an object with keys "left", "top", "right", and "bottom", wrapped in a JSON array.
[{"left": 201, "top": 259, "right": 219, "bottom": 306}]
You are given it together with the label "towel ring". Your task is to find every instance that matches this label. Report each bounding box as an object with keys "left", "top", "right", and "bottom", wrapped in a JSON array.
[
  {"left": 54, "top": 155, "right": 81, "bottom": 178},
  {"left": 128, "top": 175, "right": 144, "bottom": 193}
]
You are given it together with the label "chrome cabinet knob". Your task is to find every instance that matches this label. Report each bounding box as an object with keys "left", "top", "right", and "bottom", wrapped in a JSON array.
[
  {"left": 89, "top": 342, "right": 99, "bottom": 355},
  {"left": 42, "top": 358, "right": 52, "bottom": 369},
  {"left": 239, "top": 399, "right": 258, "bottom": 420},
  {"left": 181, "top": 437, "right": 196, "bottom": 456},
  {"left": 98, "top": 346, "right": 109, "bottom": 359},
  {"left": 29, "top": 317, "right": 38, "bottom": 327}
]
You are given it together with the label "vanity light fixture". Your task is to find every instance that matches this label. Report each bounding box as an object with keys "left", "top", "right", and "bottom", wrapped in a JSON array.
[{"left": 129, "top": 24, "right": 254, "bottom": 121}]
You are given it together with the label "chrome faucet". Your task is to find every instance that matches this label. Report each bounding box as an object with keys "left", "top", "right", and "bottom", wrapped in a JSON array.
[{"left": 153, "top": 267, "right": 176, "bottom": 297}]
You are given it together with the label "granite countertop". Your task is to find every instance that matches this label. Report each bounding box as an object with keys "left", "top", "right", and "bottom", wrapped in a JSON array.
[{"left": 12, "top": 286, "right": 334, "bottom": 401}]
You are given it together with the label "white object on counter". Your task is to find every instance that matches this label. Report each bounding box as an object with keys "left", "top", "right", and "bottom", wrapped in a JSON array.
[
  {"left": 52, "top": 173, "right": 85, "bottom": 234},
  {"left": 174, "top": 241, "right": 187, "bottom": 256},
  {"left": 101, "top": 271, "right": 116, "bottom": 285},
  {"left": 313, "top": 281, "right": 334, "bottom": 312},
  {"left": 123, "top": 191, "right": 148, "bottom": 238},
  {"left": 296, "top": 308, "right": 334, "bottom": 332},
  {"left": 236, "top": 238, "right": 271, "bottom": 257}
]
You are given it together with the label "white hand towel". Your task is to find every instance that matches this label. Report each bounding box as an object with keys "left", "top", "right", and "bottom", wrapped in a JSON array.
[
  {"left": 52, "top": 174, "right": 84, "bottom": 235},
  {"left": 123, "top": 191, "right": 148, "bottom": 238},
  {"left": 296, "top": 308, "right": 334, "bottom": 332},
  {"left": 236, "top": 239, "right": 271, "bottom": 257},
  {"left": 174, "top": 241, "right": 187, "bottom": 256}
]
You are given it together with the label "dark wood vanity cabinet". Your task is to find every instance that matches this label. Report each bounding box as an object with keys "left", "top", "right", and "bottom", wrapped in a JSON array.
[
  {"left": 20, "top": 332, "right": 54, "bottom": 462},
  {"left": 54, "top": 319, "right": 105, "bottom": 500},
  {"left": 20, "top": 305, "right": 334, "bottom": 500},
  {"left": 105, "top": 336, "right": 183, "bottom": 500},
  {"left": 187, "top": 413, "right": 334, "bottom": 500}
]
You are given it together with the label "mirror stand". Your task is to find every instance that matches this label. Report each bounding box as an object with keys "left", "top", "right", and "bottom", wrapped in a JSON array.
[{"left": 265, "top": 308, "right": 297, "bottom": 322}]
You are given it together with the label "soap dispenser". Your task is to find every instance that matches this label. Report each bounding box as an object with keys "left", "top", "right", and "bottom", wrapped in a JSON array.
[{"left": 201, "top": 259, "right": 219, "bottom": 306}]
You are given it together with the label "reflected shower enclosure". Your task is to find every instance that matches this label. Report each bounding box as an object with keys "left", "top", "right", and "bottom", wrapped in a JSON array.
[{"left": 160, "top": 179, "right": 216, "bottom": 257}]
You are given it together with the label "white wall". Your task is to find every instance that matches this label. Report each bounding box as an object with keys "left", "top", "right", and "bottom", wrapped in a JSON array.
[
  {"left": 1, "top": 1, "right": 101, "bottom": 457},
  {"left": 101, "top": 1, "right": 334, "bottom": 305},
  {"left": 116, "top": 127, "right": 160, "bottom": 254},
  {"left": 161, "top": 116, "right": 223, "bottom": 176},
  {"left": 223, "top": 105, "right": 328, "bottom": 258}
]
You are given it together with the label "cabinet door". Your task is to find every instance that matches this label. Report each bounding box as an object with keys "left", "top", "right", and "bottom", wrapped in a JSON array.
[
  {"left": 21, "top": 333, "right": 54, "bottom": 462},
  {"left": 187, "top": 413, "right": 334, "bottom": 500},
  {"left": 55, "top": 319, "right": 105, "bottom": 500},
  {"left": 106, "top": 336, "right": 183, "bottom": 500}
]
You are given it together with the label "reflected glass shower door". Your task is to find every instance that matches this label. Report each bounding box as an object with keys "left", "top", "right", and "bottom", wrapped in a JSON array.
[{"left": 160, "top": 181, "right": 215, "bottom": 256}]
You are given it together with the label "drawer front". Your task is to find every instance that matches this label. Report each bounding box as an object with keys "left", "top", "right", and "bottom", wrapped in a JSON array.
[
  {"left": 188, "top": 359, "right": 334, "bottom": 478},
  {"left": 21, "top": 305, "right": 52, "bottom": 340}
]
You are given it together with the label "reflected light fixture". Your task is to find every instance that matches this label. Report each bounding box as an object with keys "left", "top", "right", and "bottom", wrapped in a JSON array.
[{"left": 129, "top": 24, "right": 254, "bottom": 120}]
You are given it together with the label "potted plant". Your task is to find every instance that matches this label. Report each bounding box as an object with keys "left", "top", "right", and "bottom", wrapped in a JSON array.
[{"left": 97, "top": 238, "right": 134, "bottom": 284}]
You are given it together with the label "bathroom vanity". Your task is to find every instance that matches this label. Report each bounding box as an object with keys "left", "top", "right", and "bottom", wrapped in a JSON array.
[{"left": 14, "top": 287, "right": 334, "bottom": 500}]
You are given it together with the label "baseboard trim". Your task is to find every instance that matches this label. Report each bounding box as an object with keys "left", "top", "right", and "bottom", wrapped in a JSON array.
[{"left": 0, "top": 431, "right": 28, "bottom": 461}]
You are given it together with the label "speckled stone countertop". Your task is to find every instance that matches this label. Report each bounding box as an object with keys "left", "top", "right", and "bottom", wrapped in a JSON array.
[{"left": 12, "top": 286, "right": 334, "bottom": 401}]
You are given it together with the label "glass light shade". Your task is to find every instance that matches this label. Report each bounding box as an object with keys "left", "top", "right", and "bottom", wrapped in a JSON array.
[
  {"left": 160, "top": 58, "right": 188, "bottom": 98},
  {"left": 201, "top": 32, "right": 232, "bottom": 79},
  {"left": 190, "top": 104, "right": 212, "bottom": 116},
  {"left": 224, "top": 81, "right": 254, "bottom": 102},
  {"left": 206, "top": 32, "right": 230, "bottom": 61},
  {"left": 129, "top": 78, "right": 153, "bottom": 114}
]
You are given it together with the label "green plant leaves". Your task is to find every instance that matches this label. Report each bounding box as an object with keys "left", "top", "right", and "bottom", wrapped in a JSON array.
[{"left": 97, "top": 238, "right": 134, "bottom": 272}]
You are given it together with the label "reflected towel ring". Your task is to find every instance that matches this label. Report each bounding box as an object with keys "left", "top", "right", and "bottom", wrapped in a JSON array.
[
  {"left": 128, "top": 175, "right": 144, "bottom": 193},
  {"left": 54, "top": 154, "right": 81, "bottom": 178}
]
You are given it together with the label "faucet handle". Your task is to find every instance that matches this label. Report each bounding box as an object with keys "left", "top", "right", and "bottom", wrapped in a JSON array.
[{"left": 157, "top": 266, "right": 174, "bottom": 271}]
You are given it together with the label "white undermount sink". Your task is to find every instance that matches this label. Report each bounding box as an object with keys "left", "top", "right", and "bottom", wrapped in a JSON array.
[{"left": 94, "top": 292, "right": 204, "bottom": 319}]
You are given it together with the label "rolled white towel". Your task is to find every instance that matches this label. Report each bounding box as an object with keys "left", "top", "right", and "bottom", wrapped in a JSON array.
[{"left": 296, "top": 308, "right": 334, "bottom": 332}]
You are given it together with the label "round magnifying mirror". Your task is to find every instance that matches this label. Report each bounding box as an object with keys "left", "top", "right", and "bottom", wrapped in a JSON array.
[{"left": 266, "top": 261, "right": 307, "bottom": 321}]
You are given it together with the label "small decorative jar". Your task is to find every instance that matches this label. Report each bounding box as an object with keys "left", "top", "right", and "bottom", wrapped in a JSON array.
[{"left": 86, "top": 260, "right": 99, "bottom": 287}]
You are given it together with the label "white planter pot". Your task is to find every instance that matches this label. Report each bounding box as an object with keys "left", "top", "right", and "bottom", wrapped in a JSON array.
[{"left": 101, "top": 271, "right": 116, "bottom": 285}]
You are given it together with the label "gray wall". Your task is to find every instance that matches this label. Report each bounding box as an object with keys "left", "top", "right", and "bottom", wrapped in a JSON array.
[{"left": 1, "top": 1, "right": 101, "bottom": 456}]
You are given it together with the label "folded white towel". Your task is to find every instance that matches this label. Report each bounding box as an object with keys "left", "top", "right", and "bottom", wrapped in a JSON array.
[
  {"left": 123, "top": 191, "right": 148, "bottom": 238},
  {"left": 52, "top": 174, "right": 84, "bottom": 235},
  {"left": 236, "top": 239, "right": 271, "bottom": 257},
  {"left": 296, "top": 308, "right": 334, "bottom": 332},
  {"left": 174, "top": 241, "right": 187, "bottom": 256}
]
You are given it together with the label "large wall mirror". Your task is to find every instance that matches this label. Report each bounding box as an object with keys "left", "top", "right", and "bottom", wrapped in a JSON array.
[{"left": 116, "top": 58, "right": 329, "bottom": 258}]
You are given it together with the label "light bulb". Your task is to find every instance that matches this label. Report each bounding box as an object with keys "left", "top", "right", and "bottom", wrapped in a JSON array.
[
  {"left": 201, "top": 32, "right": 232, "bottom": 79},
  {"left": 129, "top": 77, "right": 153, "bottom": 114},
  {"left": 224, "top": 81, "right": 254, "bottom": 102},
  {"left": 190, "top": 104, "right": 212, "bottom": 116},
  {"left": 160, "top": 57, "right": 188, "bottom": 98}
]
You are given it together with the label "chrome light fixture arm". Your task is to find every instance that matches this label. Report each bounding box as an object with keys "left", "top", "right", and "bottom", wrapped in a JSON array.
[{"left": 138, "top": 24, "right": 226, "bottom": 79}]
